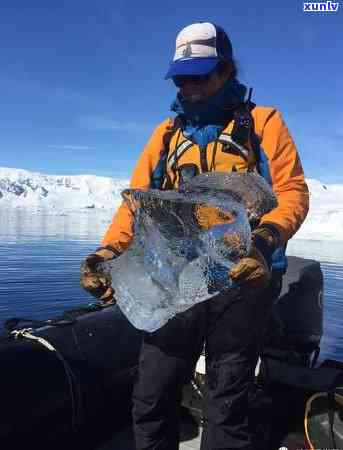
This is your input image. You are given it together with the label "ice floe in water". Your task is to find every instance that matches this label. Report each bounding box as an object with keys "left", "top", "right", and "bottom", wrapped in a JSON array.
[{"left": 104, "top": 172, "right": 277, "bottom": 332}]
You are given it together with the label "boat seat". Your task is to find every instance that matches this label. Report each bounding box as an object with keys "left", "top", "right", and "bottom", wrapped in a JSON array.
[{"left": 264, "top": 256, "right": 323, "bottom": 359}]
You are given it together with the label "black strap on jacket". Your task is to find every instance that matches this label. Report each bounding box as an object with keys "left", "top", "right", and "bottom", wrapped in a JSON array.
[{"left": 160, "top": 89, "right": 258, "bottom": 188}]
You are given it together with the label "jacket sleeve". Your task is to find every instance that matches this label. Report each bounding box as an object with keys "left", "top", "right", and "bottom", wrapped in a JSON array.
[
  {"left": 256, "top": 109, "right": 309, "bottom": 243},
  {"left": 101, "top": 118, "right": 173, "bottom": 252}
]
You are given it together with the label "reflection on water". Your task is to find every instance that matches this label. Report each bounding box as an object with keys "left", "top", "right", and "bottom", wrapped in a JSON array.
[
  {"left": 0, "top": 210, "right": 113, "bottom": 322},
  {"left": 288, "top": 239, "right": 343, "bottom": 264},
  {"left": 0, "top": 211, "right": 342, "bottom": 364},
  {"left": 318, "top": 262, "right": 343, "bottom": 363},
  {"left": 0, "top": 208, "right": 113, "bottom": 243}
]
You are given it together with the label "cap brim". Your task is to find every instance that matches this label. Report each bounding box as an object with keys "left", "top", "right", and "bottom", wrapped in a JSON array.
[{"left": 164, "top": 57, "right": 219, "bottom": 79}]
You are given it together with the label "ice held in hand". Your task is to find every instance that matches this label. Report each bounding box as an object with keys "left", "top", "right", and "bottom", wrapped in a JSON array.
[{"left": 103, "top": 172, "right": 277, "bottom": 332}]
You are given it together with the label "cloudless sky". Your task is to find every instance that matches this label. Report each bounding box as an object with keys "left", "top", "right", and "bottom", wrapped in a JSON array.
[{"left": 0, "top": 0, "right": 342, "bottom": 182}]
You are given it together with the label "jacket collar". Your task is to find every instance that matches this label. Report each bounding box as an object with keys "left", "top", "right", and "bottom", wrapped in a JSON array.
[{"left": 171, "top": 78, "right": 247, "bottom": 126}]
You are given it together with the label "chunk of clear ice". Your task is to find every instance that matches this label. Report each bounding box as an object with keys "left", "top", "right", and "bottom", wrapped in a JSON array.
[{"left": 103, "top": 172, "right": 277, "bottom": 332}]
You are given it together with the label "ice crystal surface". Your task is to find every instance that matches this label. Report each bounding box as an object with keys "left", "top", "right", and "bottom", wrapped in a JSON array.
[{"left": 104, "top": 172, "right": 277, "bottom": 331}]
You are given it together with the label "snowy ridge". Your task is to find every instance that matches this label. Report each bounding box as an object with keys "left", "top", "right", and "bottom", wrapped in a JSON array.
[
  {"left": 0, "top": 167, "right": 129, "bottom": 211},
  {"left": 295, "top": 178, "right": 343, "bottom": 241},
  {"left": 0, "top": 167, "right": 342, "bottom": 240}
]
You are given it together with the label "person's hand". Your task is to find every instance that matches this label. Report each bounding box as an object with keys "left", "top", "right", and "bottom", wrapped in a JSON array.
[
  {"left": 229, "top": 224, "right": 282, "bottom": 294},
  {"left": 80, "top": 246, "right": 118, "bottom": 302},
  {"left": 229, "top": 245, "right": 271, "bottom": 292}
]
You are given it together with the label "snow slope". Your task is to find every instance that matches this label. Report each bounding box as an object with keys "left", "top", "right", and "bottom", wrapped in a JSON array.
[
  {"left": 294, "top": 178, "right": 343, "bottom": 241},
  {"left": 0, "top": 167, "right": 129, "bottom": 211},
  {"left": 0, "top": 167, "right": 342, "bottom": 240}
]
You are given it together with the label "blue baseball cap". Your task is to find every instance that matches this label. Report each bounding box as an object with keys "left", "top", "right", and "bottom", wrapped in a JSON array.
[{"left": 165, "top": 22, "right": 233, "bottom": 79}]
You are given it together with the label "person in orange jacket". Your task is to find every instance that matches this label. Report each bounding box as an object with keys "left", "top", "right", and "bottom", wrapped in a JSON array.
[{"left": 81, "top": 22, "right": 309, "bottom": 450}]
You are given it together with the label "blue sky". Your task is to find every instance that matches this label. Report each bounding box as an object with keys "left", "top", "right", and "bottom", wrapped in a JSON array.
[{"left": 0, "top": 0, "right": 342, "bottom": 182}]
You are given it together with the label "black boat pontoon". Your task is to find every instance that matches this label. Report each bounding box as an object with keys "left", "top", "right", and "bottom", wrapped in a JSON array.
[{"left": 1, "top": 256, "right": 342, "bottom": 450}]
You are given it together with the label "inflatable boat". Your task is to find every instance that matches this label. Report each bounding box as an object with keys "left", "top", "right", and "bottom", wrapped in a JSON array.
[{"left": 0, "top": 256, "right": 342, "bottom": 450}]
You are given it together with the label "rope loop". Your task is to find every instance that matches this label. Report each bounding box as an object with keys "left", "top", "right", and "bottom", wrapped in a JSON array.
[{"left": 9, "top": 327, "right": 83, "bottom": 432}]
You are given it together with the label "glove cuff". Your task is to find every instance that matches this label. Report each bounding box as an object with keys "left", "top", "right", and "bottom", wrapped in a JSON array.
[
  {"left": 251, "top": 223, "right": 282, "bottom": 268},
  {"left": 94, "top": 245, "right": 122, "bottom": 260}
]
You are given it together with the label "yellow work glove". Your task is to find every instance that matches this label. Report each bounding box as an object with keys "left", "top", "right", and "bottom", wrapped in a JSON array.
[
  {"left": 80, "top": 246, "right": 119, "bottom": 302},
  {"left": 229, "top": 223, "right": 282, "bottom": 293}
]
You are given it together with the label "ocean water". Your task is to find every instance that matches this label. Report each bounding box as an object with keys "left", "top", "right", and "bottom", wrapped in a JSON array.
[{"left": 0, "top": 209, "right": 342, "bottom": 364}]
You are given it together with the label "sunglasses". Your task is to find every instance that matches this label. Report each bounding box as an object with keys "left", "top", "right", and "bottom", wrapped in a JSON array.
[{"left": 172, "top": 73, "right": 213, "bottom": 88}]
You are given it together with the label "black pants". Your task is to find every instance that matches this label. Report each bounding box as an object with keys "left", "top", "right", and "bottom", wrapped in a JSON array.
[{"left": 132, "top": 276, "right": 282, "bottom": 450}]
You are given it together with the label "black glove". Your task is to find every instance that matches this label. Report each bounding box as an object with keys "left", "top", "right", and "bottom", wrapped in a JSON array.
[{"left": 80, "top": 246, "right": 119, "bottom": 301}]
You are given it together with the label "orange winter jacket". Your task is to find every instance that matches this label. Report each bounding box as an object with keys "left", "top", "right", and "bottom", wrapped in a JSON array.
[{"left": 101, "top": 106, "right": 309, "bottom": 253}]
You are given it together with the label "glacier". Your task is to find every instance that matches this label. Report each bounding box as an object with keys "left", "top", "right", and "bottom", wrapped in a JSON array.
[
  {"left": 0, "top": 167, "right": 342, "bottom": 241},
  {"left": 0, "top": 167, "right": 129, "bottom": 212}
]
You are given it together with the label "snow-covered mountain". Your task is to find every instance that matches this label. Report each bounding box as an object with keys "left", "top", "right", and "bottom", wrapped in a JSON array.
[
  {"left": 294, "top": 178, "right": 343, "bottom": 241},
  {"left": 0, "top": 167, "right": 129, "bottom": 211},
  {"left": 0, "top": 167, "right": 342, "bottom": 240}
]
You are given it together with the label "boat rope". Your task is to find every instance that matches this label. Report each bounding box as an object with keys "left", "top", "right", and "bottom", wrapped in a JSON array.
[
  {"left": 190, "top": 379, "right": 204, "bottom": 399},
  {"left": 310, "top": 346, "right": 321, "bottom": 368},
  {"left": 327, "top": 390, "right": 338, "bottom": 449},
  {"left": 11, "top": 328, "right": 56, "bottom": 350},
  {"left": 3, "top": 301, "right": 115, "bottom": 337},
  {"left": 10, "top": 327, "right": 83, "bottom": 433}
]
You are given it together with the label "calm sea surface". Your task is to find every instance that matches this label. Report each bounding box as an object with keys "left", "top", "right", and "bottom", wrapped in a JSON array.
[{"left": 0, "top": 209, "right": 342, "bottom": 364}]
